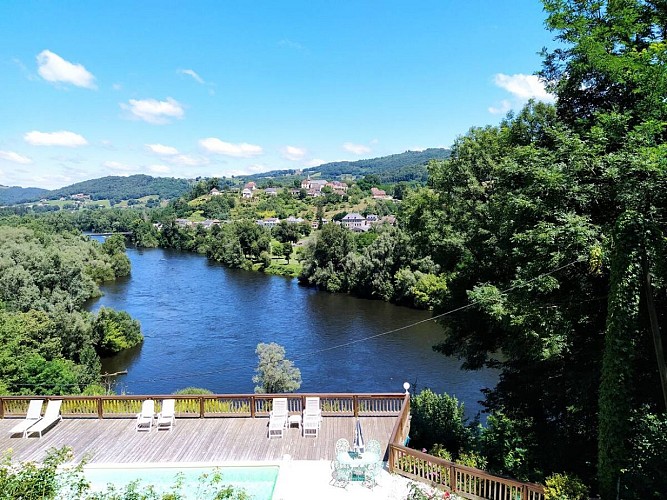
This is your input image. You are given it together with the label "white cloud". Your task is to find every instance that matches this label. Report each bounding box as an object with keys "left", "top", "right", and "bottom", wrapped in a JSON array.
[
  {"left": 281, "top": 145, "right": 306, "bottom": 161},
  {"left": 146, "top": 143, "right": 179, "bottom": 155},
  {"left": 488, "top": 99, "right": 512, "bottom": 115},
  {"left": 199, "top": 138, "right": 263, "bottom": 157},
  {"left": 24, "top": 130, "right": 88, "bottom": 147},
  {"left": 492, "top": 73, "right": 555, "bottom": 102},
  {"left": 305, "top": 158, "right": 325, "bottom": 167},
  {"left": 0, "top": 150, "right": 32, "bottom": 164},
  {"left": 103, "top": 161, "right": 133, "bottom": 172},
  {"left": 112, "top": 83, "right": 122, "bottom": 91},
  {"left": 121, "top": 97, "right": 185, "bottom": 124},
  {"left": 148, "top": 164, "right": 171, "bottom": 174},
  {"left": 166, "top": 154, "right": 209, "bottom": 167},
  {"left": 36, "top": 50, "right": 96, "bottom": 89},
  {"left": 179, "top": 69, "right": 205, "bottom": 84},
  {"left": 343, "top": 142, "right": 371, "bottom": 155}
]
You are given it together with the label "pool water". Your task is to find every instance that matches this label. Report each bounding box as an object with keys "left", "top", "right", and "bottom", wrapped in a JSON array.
[{"left": 84, "top": 465, "right": 279, "bottom": 499}]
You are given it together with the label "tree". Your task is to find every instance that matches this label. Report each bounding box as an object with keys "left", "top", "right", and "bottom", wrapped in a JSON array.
[{"left": 252, "top": 342, "right": 301, "bottom": 393}]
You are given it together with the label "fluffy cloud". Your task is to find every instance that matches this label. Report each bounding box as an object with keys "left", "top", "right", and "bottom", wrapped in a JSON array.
[
  {"left": 24, "top": 130, "right": 88, "bottom": 147},
  {"left": 148, "top": 164, "right": 171, "bottom": 173},
  {"left": 121, "top": 97, "right": 184, "bottom": 124},
  {"left": 343, "top": 142, "right": 371, "bottom": 155},
  {"left": 199, "top": 138, "right": 263, "bottom": 157},
  {"left": 488, "top": 99, "right": 512, "bottom": 115},
  {"left": 0, "top": 150, "right": 32, "bottom": 164},
  {"left": 493, "top": 73, "right": 555, "bottom": 102},
  {"left": 305, "top": 158, "right": 325, "bottom": 167},
  {"left": 167, "top": 154, "right": 209, "bottom": 166},
  {"left": 146, "top": 143, "right": 179, "bottom": 155},
  {"left": 36, "top": 50, "right": 96, "bottom": 89},
  {"left": 281, "top": 145, "right": 306, "bottom": 161},
  {"left": 178, "top": 69, "right": 205, "bottom": 84}
]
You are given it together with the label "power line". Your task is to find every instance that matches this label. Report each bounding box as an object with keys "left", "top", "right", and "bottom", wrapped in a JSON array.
[{"left": 7, "top": 258, "right": 583, "bottom": 389}]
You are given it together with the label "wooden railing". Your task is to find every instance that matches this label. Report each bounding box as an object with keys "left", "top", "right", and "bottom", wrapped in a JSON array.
[
  {"left": 0, "top": 393, "right": 405, "bottom": 420},
  {"left": 388, "top": 394, "right": 545, "bottom": 500}
]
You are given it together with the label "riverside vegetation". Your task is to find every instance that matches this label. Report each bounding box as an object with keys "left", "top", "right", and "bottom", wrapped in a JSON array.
[{"left": 1, "top": 1, "right": 667, "bottom": 498}]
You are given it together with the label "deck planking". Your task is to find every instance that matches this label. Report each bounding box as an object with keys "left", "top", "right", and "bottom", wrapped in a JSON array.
[{"left": 0, "top": 415, "right": 397, "bottom": 465}]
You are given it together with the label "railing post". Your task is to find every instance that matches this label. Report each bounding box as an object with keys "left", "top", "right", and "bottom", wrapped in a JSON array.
[
  {"left": 521, "top": 484, "right": 527, "bottom": 500},
  {"left": 450, "top": 464, "right": 457, "bottom": 492},
  {"left": 0, "top": 398, "right": 4, "bottom": 419},
  {"left": 353, "top": 395, "right": 359, "bottom": 417},
  {"left": 97, "top": 397, "right": 104, "bottom": 419},
  {"left": 250, "top": 395, "right": 256, "bottom": 418},
  {"left": 199, "top": 396, "right": 205, "bottom": 418}
]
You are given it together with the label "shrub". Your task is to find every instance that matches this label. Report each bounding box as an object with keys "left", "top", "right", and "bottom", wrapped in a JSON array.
[
  {"left": 410, "top": 390, "right": 470, "bottom": 454},
  {"left": 544, "top": 473, "right": 589, "bottom": 500}
]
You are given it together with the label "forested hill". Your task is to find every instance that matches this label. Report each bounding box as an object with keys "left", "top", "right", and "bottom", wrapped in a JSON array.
[
  {"left": 245, "top": 148, "right": 450, "bottom": 183},
  {"left": 48, "top": 175, "right": 191, "bottom": 201},
  {"left": 0, "top": 185, "right": 49, "bottom": 205},
  {"left": 0, "top": 175, "right": 192, "bottom": 205}
]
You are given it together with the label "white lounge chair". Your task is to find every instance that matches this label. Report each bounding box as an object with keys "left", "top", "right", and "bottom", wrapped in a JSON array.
[
  {"left": 25, "top": 400, "right": 62, "bottom": 438},
  {"left": 135, "top": 400, "right": 154, "bottom": 432},
  {"left": 303, "top": 396, "right": 322, "bottom": 424},
  {"left": 269, "top": 398, "right": 288, "bottom": 426},
  {"left": 155, "top": 399, "right": 175, "bottom": 431},
  {"left": 303, "top": 414, "right": 320, "bottom": 437},
  {"left": 8, "top": 399, "right": 43, "bottom": 438},
  {"left": 268, "top": 398, "right": 288, "bottom": 438}
]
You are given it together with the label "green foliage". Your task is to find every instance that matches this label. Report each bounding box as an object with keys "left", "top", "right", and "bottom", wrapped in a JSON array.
[
  {"left": 544, "top": 473, "right": 589, "bottom": 500},
  {"left": 252, "top": 342, "right": 301, "bottom": 394},
  {"left": 623, "top": 410, "right": 667, "bottom": 499},
  {"left": 93, "top": 307, "right": 143, "bottom": 355},
  {"left": 47, "top": 174, "right": 190, "bottom": 202},
  {"left": 173, "top": 387, "right": 213, "bottom": 395},
  {"left": 479, "top": 411, "right": 532, "bottom": 480},
  {"left": 409, "top": 389, "right": 470, "bottom": 455}
]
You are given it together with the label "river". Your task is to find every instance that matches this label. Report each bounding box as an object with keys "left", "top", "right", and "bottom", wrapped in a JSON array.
[{"left": 89, "top": 245, "right": 498, "bottom": 417}]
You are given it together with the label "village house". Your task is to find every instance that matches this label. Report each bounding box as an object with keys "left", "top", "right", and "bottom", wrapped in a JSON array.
[
  {"left": 341, "top": 213, "right": 367, "bottom": 229},
  {"left": 264, "top": 187, "right": 278, "bottom": 196},
  {"left": 241, "top": 188, "right": 253, "bottom": 199},
  {"left": 371, "top": 187, "right": 391, "bottom": 199},
  {"left": 243, "top": 181, "right": 257, "bottom": 191},
  {"left": 209, "top": 188, "right": 222, "bottom": 196},
  {"left": 257, "top": 217, "right": 280, "bottom": 228},
  {"left": 285, "top": 216, "right": 304, "bottom": 224}
]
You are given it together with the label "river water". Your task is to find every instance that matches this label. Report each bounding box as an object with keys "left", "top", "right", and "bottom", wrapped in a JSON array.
[{"left": 90, "top": 245, "right": 498, "bottom": 417}]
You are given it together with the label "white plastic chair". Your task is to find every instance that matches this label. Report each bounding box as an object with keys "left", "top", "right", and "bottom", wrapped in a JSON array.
[
  {"left": 135, "top": 400, "right": 155, "bottom": 432},
  {"left": 155, "top": 399, "right": 175, "bottom": 431},
  {"left": 8, "top": 399, "right": 43, "bottom": 438},
  {"left": 25, "top": 400, "right": 62, "bottom": 438}
]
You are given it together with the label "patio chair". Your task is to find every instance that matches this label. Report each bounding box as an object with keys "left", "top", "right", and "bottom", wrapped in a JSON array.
[
  {"left": 135, "top": 399, "right": 155, "bottom": 432},
  {"left": 362, "top": 439, "right": 383, "bottom": 489},
  {"left": 269, "top": 398, "right": 288, "bottom": 427},
  {"left": 330, "top": 459, "right": 352, "bottom": 489},
  {"left": 155, "top": 399, "right": 175, "bottom": 431},
  {"left": 302, "top": 414, "right": 320, "bottom": 437},
  {"left": 8, "top": 399, "right": 43, "bottom": 438},
  {"left": 302, "top": 396, "right": 322, "bottom": 424},
  {"left": 25, "top": 400, "right": 62, "bottom": 438},
  {"left": 365, "top": 439, "right": 383, "bottom": 461}
]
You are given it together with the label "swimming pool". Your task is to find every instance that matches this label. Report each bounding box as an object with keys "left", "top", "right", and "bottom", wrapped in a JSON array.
[{"left": 83, "top": 464, "right": 279, "bottom": 499}]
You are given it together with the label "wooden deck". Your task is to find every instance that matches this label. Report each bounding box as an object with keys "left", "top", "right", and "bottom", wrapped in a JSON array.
[{"left": 0, "top": 415, "right": 397, "bottom": 464}]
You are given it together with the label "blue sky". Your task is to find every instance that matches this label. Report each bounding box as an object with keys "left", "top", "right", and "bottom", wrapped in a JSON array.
[{"left": 0, "top": 1, "right": 556, "bottom": 189}]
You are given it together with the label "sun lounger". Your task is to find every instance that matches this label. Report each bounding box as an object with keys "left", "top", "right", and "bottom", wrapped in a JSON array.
[
  {"left": 155, "top": 399, "right": 175, "bottom": 431},
  {"left": 8, "top": 399, "right": 43, "bottom": 438},
  {"left": 25, "top": 400, "right": 62, "bottom": 438},
  {"left": 303, "top": 414, "right": 320, "bottom": 437},
  {"left": 135, "top": 400, "right": 155, "bottom": 432}
]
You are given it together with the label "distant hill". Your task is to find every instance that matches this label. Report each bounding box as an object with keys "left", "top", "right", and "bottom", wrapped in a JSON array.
[
  {"left": 48, "top": 175, "right": 191, "bottom": 201},
  {"left": 244, "top": 148, "right": 450, "bottom": 183},
  {"left": 0, "top": 175, "right": 191, "bottom": 206},
  {"left": 0, "top": 185, "right": 49, "bottom": 205}
]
